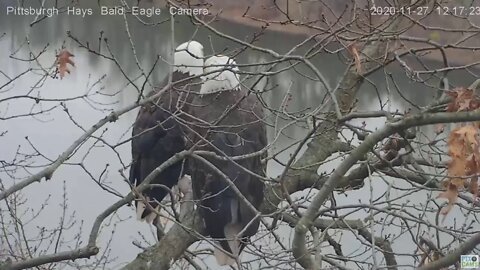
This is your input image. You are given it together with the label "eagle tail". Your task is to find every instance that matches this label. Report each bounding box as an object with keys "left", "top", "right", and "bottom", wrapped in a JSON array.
[
  {"left": 144, "top": 205, "right": 160, "bottom": 223},
  {"left": 213, "top": 221, "right": 243, "bottom": 265},
  {"left": 211, "top": 201, "right": 243, "bottom": 266},
  {"left": 213, "top": 244, "right": 237, "bottom": 266},
  {"left": 225, "top": 223, "right": 242, "bottom": 255},
  {"left": 135, "top": 200, "right": 146, "bottom": 220},
  {"left": 135, "top": 198, "right": 160, "bottom": 224}
]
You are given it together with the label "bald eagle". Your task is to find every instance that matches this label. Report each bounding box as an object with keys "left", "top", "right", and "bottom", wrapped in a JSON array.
[
  {"left": 130, "top": 41, "right": 204, "bottom": 223},
  {"left": 187, "top": 56, "right": 267, "bottom": 265}
]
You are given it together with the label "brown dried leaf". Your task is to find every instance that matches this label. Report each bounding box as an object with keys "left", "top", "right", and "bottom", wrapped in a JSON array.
[
  {"left": 455, "top": 125, "right": 478, "bottom": 148},
  {"left": 57, "top": 50, "right": 75, "bottom": 79},
  {"left": 347, "top": 43, "right": 362, "bottom": 74},
  {"left": 443, "top": 124, "right": 480, "bottom": 216},
  {"left": 438, "top": 183, "right": 458, "bottom": 216},
  {"left": 447, "top": 88, "right": 480, "bottom": 112},
  {"left": 448, "top": 129, "right": 465, "bottom": 158},
  {"left": 448, "top": 160, "right": 465, "bottom": 180}
]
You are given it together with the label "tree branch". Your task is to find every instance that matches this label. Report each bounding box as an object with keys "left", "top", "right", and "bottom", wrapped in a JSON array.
[
  {"left": 292, "top": 110, "right": 480, "bottom": 269},
  {"left": 417, "top": 232, "right": 480, "bottom": 270}
]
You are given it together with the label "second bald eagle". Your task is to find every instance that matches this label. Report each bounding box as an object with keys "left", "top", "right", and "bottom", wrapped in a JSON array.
[{"left": 187, "top": 56, "right": 267, "bottom": 265}]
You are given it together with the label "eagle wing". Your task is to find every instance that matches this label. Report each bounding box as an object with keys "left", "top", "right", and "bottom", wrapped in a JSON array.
[{"left": 129, "top": 90, "right": 187, "bottom": 221}]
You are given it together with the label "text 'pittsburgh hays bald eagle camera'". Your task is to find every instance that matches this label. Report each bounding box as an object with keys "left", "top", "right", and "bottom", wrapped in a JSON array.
[{"left": 130, "top": 41, "right": 266, "bottom": 266}]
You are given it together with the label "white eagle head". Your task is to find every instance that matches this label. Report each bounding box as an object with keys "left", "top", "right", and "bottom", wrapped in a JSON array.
[
  {"left": 174, "top": 40, "right": 204, "bottom": 76},
  {"left": 200, "top": 55, "right": 241, "bottom": 94}
]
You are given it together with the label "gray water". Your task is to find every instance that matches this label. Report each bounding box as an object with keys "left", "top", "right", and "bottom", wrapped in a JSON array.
[{"left": 1, "top": 1, "right": 479, "bottom": 269}]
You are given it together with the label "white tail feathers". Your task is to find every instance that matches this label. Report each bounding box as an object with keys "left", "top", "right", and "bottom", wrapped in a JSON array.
[
  {"left": 135, "top": 175, "right": 192, "bottom": 224},
  {"left": 136, "top": 200, "right": 146, "bottom": 220},
  {"left": 225, "top": 223, "right": 242, "bottom": 257},
  {"left": 135, "top": 197, "right": 160, "bottom": 224},
  {"left": 214, "top": 246, "right": 236, "bottom": 266},
  {"left": 145, "top": 205, "right": 160, "bottom": 224},
  {"left": 212, "top": 199, "right": 243, "bottom": 265},
  {"left": 213, "top": 223, "right": 243, "bottom": 266},
  {"left": 177, "top": 175, "right": 193, "bottom": 197}
]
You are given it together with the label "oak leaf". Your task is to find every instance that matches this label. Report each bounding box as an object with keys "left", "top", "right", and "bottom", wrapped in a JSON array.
[
  {"left": 447, "top": 88, "right": 480, "bottom": 112},
  {"left": 347, "top": 43, "right": 362, "bottom": 74},
  {"left": 57, "top": 50, "right": 75, "bottom": 79},
  {"left": 438, "top": 183, "right": 458, "bottom": 216},
  {"left": 442, "top": 124, "right": 480, "bottom": 215},
  {"left": 443, "top": 87, "right": 480, "bottom": 212}
]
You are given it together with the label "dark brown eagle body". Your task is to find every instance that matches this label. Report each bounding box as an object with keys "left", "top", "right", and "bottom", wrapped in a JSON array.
[
  {"left": 188, "top": 87, "right": 267, "bottom": 264},
  {"left": 130, "top": 71, "right": 201, "bottom": 221},
  {"left": 129, "top": 41, "right": 203, "bottom": 222}
]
